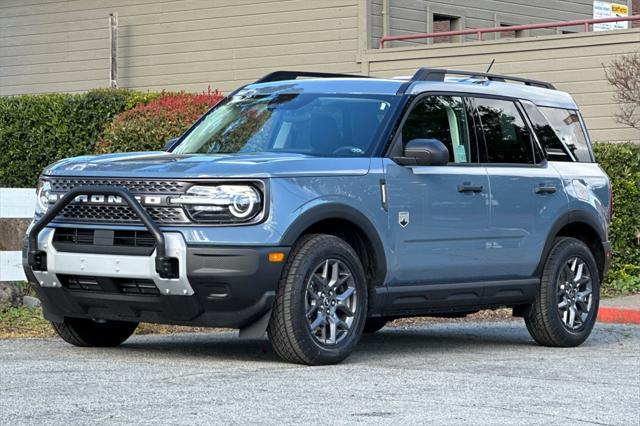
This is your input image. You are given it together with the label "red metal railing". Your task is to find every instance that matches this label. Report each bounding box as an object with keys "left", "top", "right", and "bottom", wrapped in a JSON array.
[{"left": 379, "top": 15, "right": 640, "bottom": 48}]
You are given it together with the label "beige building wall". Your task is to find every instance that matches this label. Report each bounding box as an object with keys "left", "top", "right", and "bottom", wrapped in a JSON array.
[
  {"left": 0, "top": 0, "right": 363, "bottom": 95},
  {"left": 361, "top": 29, "right": 640, "bottom": 142},
  {"left": 0, "top": 0, "right": 638, "bottom": 141},
  {"left": 370, "top": 0, "right": 598, "bottom": 48}
]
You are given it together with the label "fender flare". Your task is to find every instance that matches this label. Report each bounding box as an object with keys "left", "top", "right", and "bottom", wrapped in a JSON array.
[
  {"left": 280, "top": 203, "right": 387, "bottom": 286},
  {"left": 534, "top": 209, "right": 607, "bottom": 276}
]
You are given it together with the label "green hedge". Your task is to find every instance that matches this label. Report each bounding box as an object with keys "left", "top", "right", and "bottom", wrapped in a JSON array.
[
  {"left": 593, "top": 142, "right": 640, "bottom": 295},
  {"left": 0, "top": 89, "right": 159, "bottom": 188},
  {"left": 96, "top": 89, "right": 223, "bottom": 154}
]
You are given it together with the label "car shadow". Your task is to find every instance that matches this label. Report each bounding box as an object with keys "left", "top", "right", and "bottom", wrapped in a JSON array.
[{"left": 116, "top": 322, "right": 534, "bottom": 364}]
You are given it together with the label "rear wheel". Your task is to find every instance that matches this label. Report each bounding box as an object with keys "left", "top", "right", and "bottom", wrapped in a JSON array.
[
  {"left": 51, "top": 318, "right": 138, "bottom": 347},
  {"left": 525, "top": 237, "right": 600, "bottom": 347},
  {"left": 267, "top": 234, "right": 367, "bottom": 365}
]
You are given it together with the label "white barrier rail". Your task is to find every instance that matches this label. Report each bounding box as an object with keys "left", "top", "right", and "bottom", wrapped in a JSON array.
[{"left": 0, "top": 188, "right": 35, "bottom": 282}]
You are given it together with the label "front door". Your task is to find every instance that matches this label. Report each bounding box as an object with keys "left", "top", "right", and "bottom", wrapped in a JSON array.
[{"left": 384, "top": 95, "right": 492, "bottom": 285}]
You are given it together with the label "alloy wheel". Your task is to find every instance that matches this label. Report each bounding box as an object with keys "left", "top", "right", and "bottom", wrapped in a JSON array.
[
  {"left": 305, "top": 259, "right": 357, "bottom": 345},
  {"left": 557, "top": 256, "right": 593, "bottom": 330}
]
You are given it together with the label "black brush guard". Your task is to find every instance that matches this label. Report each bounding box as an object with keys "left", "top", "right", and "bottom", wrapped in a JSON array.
[{"left": 27, "top": 185, "right": 178, "bottom": 279}]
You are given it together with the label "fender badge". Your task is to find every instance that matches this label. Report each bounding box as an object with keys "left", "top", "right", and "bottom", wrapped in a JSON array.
[{"left": 399, "top": 211, "right": 409, "bottom": 228}]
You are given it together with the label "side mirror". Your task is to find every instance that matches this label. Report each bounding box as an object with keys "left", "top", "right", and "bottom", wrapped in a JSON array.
[
  {"left": 164, "top": 137, "right": 179, "bottom": 151},
  {"left": 393, "top": 138, "right": 449, "bottom": 166}
]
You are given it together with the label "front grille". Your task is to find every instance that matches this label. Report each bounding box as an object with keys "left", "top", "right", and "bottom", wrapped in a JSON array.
[
  {"left": 49, "top": 178, "right": 188, "bottom": 193},
  {"left": 53, "top": 227, "right": 94, "bottom": 245},
  {"left": 55, "top": 205, "right": 189, "bottom": 224},
  {"left": 117, "top": 279, "right": 161, "bottom": 295},
  {"left": 113, "top": 230, "right": 155, "bottom": 247},
  {"left": 53, "top": 228, "right": 157, "bottom": 255},
  {"left": 60, "top": 275, "right": 160, "bottom": 296},
  {"left": 63, "top": 275, "right": 102, "bottom": 292},
  {"left": 47, "top": 178, "right": 191, "bottom": 225}
]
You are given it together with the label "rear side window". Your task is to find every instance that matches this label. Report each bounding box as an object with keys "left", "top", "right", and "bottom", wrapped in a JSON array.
[
  {"left": 539, "top": 107, "right": 592, "bottom": 162},
  {"left": 475, "top": 98, "right": 534, "bottom": 164},
  {"left": 521, "top": 102, "right": 574, "bottom": 162},
  {"left": 401, "top": 95, "right": 475, "bottom": 163}
]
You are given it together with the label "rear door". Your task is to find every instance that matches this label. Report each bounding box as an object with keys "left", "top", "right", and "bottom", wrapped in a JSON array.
[
  {"left": 384, "top": 94, "right": 493, "bottom": 284},
  {"left": 472, "top": 97, "right": 567, "bottom": 279}
]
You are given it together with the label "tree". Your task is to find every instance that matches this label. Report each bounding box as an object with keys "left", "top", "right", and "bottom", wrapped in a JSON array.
[{"left": 604, "top": 50, "right": 640, "bottom": 130}]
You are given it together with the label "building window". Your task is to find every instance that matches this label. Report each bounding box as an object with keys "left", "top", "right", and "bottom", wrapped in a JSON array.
[{"left": 433, "top": 14, "right": 461, "bottom": 43}]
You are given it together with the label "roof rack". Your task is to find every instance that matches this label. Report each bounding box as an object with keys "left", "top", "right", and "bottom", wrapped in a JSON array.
[
  {"left": 398, "top": 68, "right": 556, "bottom": 94},
  {"left": 254, "top": 70, "right": 370, "bottom": 84}
]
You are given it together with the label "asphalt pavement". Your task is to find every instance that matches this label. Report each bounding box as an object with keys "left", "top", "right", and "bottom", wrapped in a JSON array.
[{"left": 0, "top": 321, "right": 638, "bottom": 425}]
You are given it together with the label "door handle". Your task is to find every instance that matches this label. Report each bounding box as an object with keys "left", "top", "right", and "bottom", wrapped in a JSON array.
[
  {"left": 457, "top": 184, "right": 483, "bottom": 193},
  {"left": 535, "top": 185, "right": 557, "bottom": 194}
]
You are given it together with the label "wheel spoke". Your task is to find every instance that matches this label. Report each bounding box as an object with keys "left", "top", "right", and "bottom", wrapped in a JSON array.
[
  {"left": 306, "top": 286, "right": 319, "bottom": 301},
  {"left": 563, "top": 265, "right": 575, "bottom": 282},
  {"left": 337, "top": 272, "right": 352, "bottom": 288},
  {"left": 309, "top": 312, "right": 324, "bottom": 332},
  {"left": 336, "top": 287, "right": 355, "bottom": 302},
  {"left": 328, "top": 261, "right": 340, "bottom": 288},
  {"left": 306, "top": 304, "right": 318, "bottom": 318},
  {"left": 570, "top": 257, "right": 578, "bottom": 273},
  {"left": 335, "top": 318, "right": 349, "bottom": 330},
  {"left": 558, "top": 299, "right": 568, "bottom": 309},
  {"left": 321, "top": 260, "right": 330, "bottom": 280},
  {"left": 327, "top": 318, "right": 337, "bottom": 344},
  {"left": 576, "top": 289, "right": 592, "bottom": 301},
  {"left": 573, "top": 262, "right": 584, "bottom": 283},
  {"left": 568, "top": 306, "right": 576, "bottom": 328},
  {"left": 336, "top": 303, "right": 354, "bottom": 317}
]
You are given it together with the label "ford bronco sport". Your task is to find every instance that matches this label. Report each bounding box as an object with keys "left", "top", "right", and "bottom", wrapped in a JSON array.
[{"left": 24, "top": 69, "right": 611, "bottom": 365}]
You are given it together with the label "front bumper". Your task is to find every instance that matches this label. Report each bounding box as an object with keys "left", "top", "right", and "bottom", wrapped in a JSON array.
[{"left": 22, "top": 232, "right": 289, "bottom": 328}]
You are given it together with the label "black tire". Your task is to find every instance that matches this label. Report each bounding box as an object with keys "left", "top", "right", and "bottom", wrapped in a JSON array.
[
  {"left": 363, "top": 317, "right": 387, "bottom": 334},
  {"left": 51, "top": 318, "right": 138, "bottom": 347},
  {"left": 525, "top": 237, "right": 600, "bottom": 347},
  {"left": 267, "top": 234, "right": 368, "bottom": 365}
]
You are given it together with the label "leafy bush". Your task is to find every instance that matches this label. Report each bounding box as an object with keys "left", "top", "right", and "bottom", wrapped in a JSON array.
[
  {"left": 593, "top": 142, "right": 640, "bottom": 295},
  {"left": 0, "top": 89, "right": 159, "bottom": 188},
  {"left": 96, "top": 88, "right": 223, "bottom": 154}
]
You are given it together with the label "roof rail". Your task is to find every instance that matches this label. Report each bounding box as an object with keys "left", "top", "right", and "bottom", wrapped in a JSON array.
[
  {"left": 398, "top": 68, "right": 556, "bottom": 94},
  {"left": 254, "top": 70, "right": 370, "bottom": 84}
]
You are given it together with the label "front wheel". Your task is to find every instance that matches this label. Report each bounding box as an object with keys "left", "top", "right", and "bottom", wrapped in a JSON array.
[
  {"left": 525, "top": 237, "right": 600, "bottom": 347},
  {"left": 51, "top": 318, "right": 138, "bottom": 347},
  {"left": 267, "top": 234, "right": 367, "bottom": 365}
]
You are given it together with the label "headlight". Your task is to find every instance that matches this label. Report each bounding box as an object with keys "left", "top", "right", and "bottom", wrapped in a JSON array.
[
  {"left": 35, "top": 180, "right": 52, "bottom": 215},
  {"left": 170, "top": 184, "right": 263, "bottom": 223}
]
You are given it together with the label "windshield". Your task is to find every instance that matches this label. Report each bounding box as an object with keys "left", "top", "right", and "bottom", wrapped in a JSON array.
[{"left": 172, "top": 93, "right": 398, "bottom": 157}]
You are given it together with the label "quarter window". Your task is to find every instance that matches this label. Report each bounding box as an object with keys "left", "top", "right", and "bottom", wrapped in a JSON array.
[
  {"left": 539, "top": 107, "right": 592, "bottom": 162},
  {"left": 401, "top": 96, "right": 474, "bottom": 163},
  {"left": 521, "top": 101, "right": 574, "bottom": 162},
  {"left": 475, "top": 98, "right": 534, "bottom": 164}
]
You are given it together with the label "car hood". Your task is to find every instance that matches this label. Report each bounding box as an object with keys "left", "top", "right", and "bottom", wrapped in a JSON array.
[{"left": 43, "top": 151, "right": 372, "bottom": 179}]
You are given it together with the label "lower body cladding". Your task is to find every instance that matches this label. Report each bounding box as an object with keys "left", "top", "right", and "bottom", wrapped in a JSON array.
[{"left": 22, "top": 228, "right": 290, "bottom": 330}]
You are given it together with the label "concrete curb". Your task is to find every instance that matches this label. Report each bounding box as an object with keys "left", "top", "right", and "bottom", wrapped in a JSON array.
[{"left": 598, "top": 307, "right": 640, "bottom": 325}]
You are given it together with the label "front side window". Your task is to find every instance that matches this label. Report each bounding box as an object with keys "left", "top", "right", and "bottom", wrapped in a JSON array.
[
  {"left": 539, "top": 107, "right": 592, "bottom": 162},
  {"left": 173, "top": 93, "right": 398, "bottom": 157},
  {"left": 475, "top": 98, "right": 534, "bottom": 164},
  {"left": 401, "top": 95, "right": 475, "bottom": 163}
]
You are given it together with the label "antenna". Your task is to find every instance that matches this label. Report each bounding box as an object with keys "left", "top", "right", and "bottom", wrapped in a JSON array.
[{"left": 486, "top": 59, "right": 496, "bottom": 73}]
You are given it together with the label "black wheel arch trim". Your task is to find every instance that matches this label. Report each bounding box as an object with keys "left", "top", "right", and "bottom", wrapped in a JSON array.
[
  {"left": 535, "top": 209, "right": 608, "bottom": 277},
  {"left": 280, "top": 203, "right": 388, "bottom": 287}
]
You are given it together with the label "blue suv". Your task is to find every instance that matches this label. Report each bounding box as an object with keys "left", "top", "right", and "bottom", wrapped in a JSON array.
[{"left": 24, "top": 69, "right": 612, "bottom": 365}]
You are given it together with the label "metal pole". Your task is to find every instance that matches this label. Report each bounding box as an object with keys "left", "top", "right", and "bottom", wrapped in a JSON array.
[{"left": 109, "top": 12, "right": 118, "bottom": 88}]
